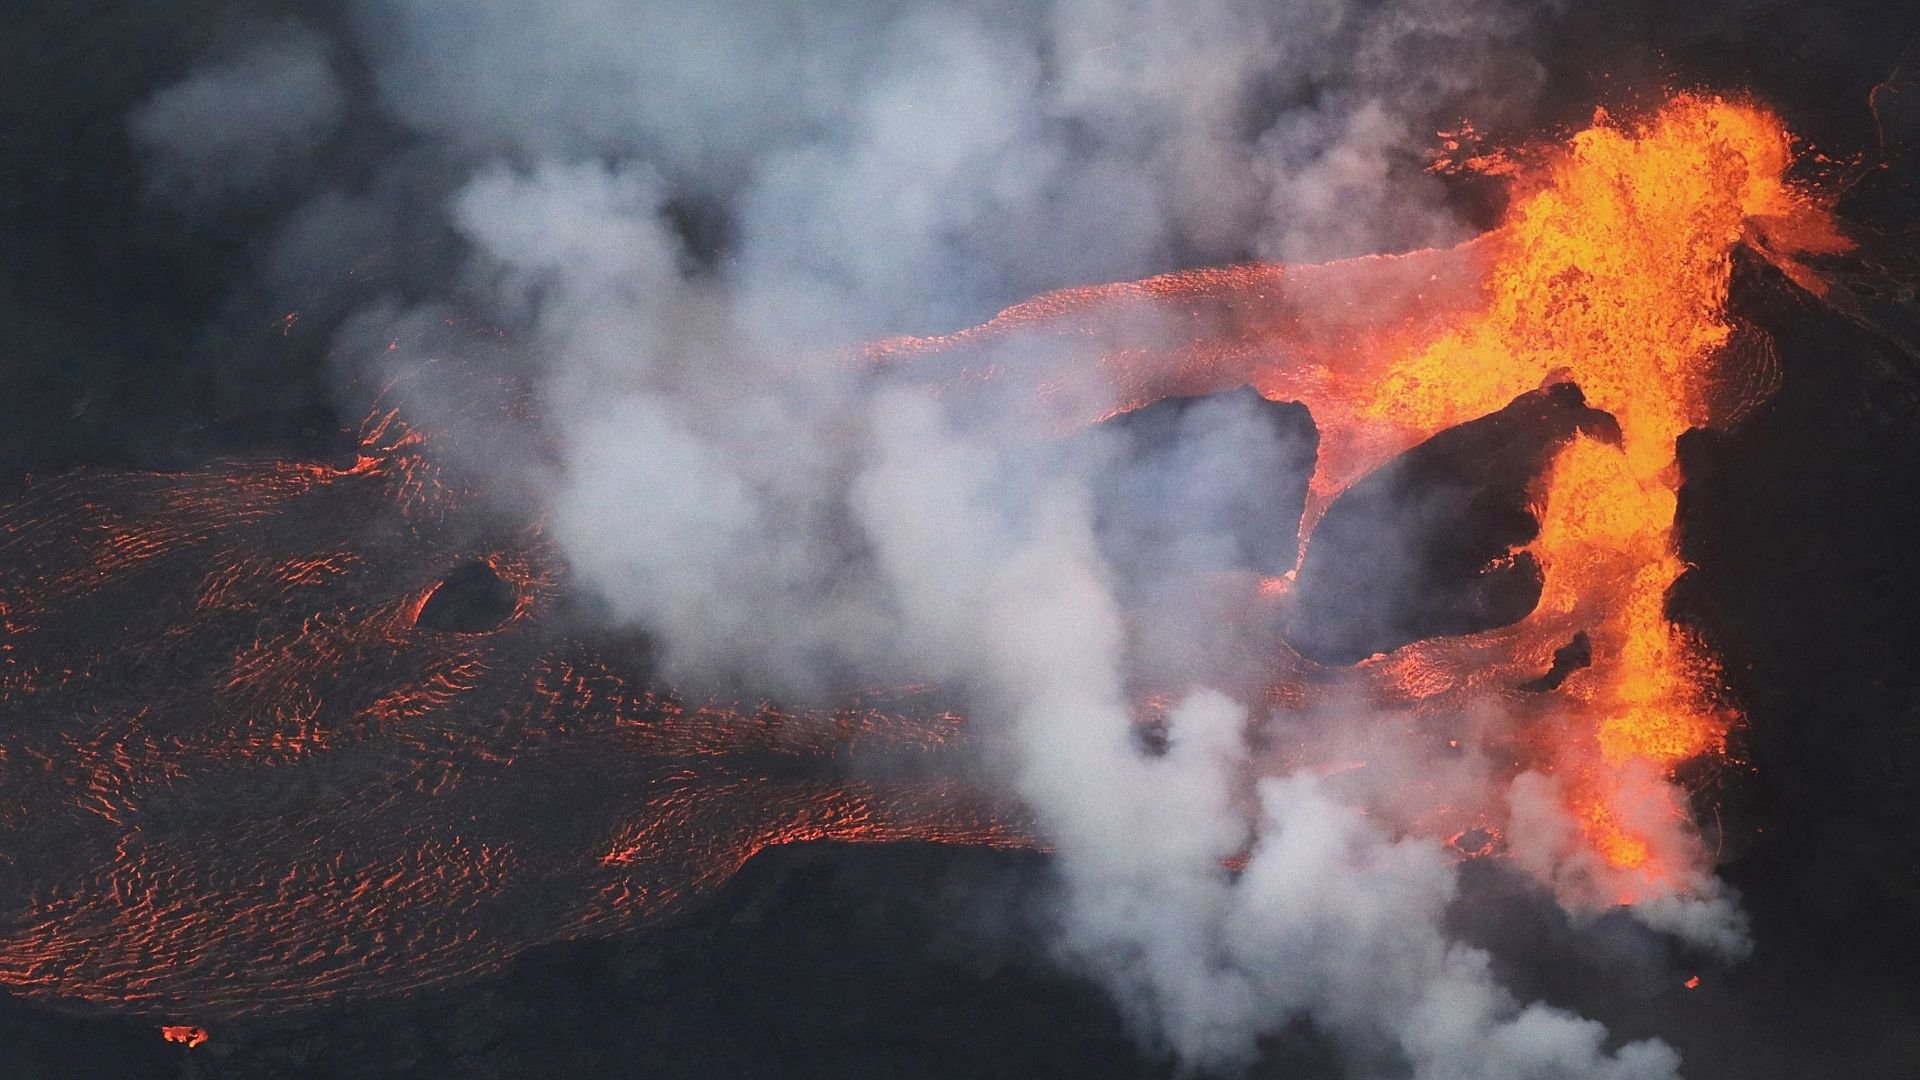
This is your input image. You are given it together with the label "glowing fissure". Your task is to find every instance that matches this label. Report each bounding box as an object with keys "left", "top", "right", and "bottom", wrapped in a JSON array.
[
  {"left": 1347, "top": 96, "right": 1839, "bottom": 888},
  {"left": 0, "top": 402, "right": 1018, "bottom": 1019}
]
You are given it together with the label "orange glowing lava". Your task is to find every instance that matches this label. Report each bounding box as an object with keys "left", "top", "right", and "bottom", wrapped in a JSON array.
[
  {"left": 875, "top": 93, "right": 1844, "bottom": 896},
  {"left": 160, "top": 1025, "right": 209, "bottom": 1048},
  {"left": 1352, "top": 97, "right": 1843, "bottom": 887}
]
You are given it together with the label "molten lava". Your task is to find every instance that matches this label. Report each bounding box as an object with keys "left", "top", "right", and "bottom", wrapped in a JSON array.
[
  {"left": 1320, "top": 97, "right": 1839, "bottom": 892},
  {"left": 0, "top": 92, "right": 1842, "bottom": 1021},
  {"left": 873, "top": 94, "right": 1843, "bottom": 897},
  {"left": 159, "top": 1024, "right": 209, "bottom": 1049}
]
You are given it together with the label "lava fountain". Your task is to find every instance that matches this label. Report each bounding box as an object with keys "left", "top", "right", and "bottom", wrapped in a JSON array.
[{"left": 874, "top": 93, "right": 1845, "bottom": 901}]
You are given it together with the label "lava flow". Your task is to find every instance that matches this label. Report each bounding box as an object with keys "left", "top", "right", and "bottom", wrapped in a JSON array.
[
  {"left": 874, "top": 93, "right": 1845, "bottom": 899},
  {"left": 0, "top": 92, "right": 1843, "bottom": 1021},
  {"left": 0, "top": 405, "right": 1019, "bottom": 1020}
]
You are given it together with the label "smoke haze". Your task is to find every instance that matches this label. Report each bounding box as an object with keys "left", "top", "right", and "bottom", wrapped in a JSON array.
[{"left": 131, "top": 24, "right": 347, "bottom": 208}]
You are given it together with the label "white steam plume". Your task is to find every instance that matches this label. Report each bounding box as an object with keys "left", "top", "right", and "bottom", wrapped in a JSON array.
[{"left": 130, "top": 25, "right": 345, "bottom": 207}]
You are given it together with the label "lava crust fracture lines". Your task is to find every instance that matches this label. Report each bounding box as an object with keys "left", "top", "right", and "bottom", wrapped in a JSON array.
[{"left": 0, "top": 404, "right": 1013, "bottom": 1019}]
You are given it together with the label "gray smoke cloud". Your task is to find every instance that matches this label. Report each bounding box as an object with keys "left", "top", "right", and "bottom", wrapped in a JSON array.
[
  {"left": 132, "top": 0, "right": 1745, "bottom": 1074},
  {"left": 130, "top": 25, "right": 346, "bottom": 207}
]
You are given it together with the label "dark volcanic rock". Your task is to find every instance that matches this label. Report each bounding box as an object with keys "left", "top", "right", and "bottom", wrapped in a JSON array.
[
  {"left": 1518, "top": 630, "right": 1594, "bottom": 692},
  {"left": 415, "top": 560, "right": 519, "bottom": 634},
  {"left": 1287, "top": 382, "right": 1619, "bottom": 666},
  {"left": 0, "top": 991, "right": 185, "bottom": 1080},
  {"left": 1664, "top": 247, "right": 1920, "bottom": 1076},
  {"left": 154, "top": 842, "right": 1356, "bottom": 1080},
  {"left": 178, "top": 844, "right": 1184, "bottom": 1080}
]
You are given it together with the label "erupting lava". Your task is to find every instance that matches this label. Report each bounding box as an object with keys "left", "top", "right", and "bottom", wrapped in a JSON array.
[
  {"left": 875, "top": 93, "right": 1843, "bottom": 897},
  {"left": 0, "top": 93, "right": 1841, "bottom": 1020},
  {"left": 1342, "top": 96, "right": 1835, "bottom": 890}
]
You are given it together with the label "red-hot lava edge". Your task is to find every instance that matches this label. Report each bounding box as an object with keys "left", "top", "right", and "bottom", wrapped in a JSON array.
[{"left": 0, "top": 93, "right": 1846, "bottom": 1022}]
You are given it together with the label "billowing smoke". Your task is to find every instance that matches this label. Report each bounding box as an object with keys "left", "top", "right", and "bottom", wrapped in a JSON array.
[
  {"left": 130, "top": 24, "right": 346, "bottom": 207},
  {"left": 130, "top": 0, "right": 1743, "bottom": 1074}
]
